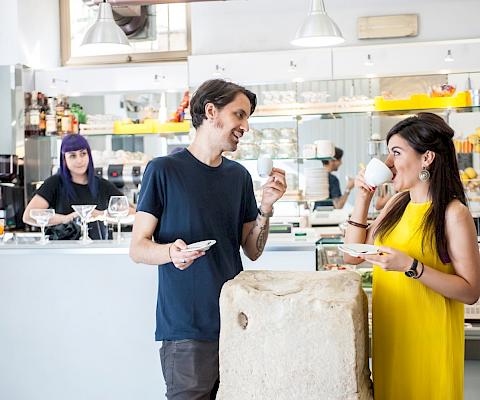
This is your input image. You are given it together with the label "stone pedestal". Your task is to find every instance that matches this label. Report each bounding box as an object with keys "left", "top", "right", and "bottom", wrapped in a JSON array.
[{"left": 217, "top": 271, "right": 372, "bottom": 400}]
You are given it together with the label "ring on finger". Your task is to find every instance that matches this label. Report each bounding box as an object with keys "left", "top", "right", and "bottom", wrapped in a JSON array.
[{"left": 181, "top": 259, "right": 186, "bottom": 264}]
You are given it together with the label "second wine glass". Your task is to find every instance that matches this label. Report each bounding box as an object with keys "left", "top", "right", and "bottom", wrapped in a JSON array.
[{"left": 108, "top": 196, "right": 129, "bottom": 242}]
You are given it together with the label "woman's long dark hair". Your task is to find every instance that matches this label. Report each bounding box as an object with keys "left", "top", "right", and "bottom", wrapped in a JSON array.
[{"left": 373, "top": 113, "right": 466, "bottom": 263}]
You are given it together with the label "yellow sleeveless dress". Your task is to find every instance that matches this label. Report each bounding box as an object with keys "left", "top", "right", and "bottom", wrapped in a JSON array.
[{"left": 373, "top": 201, "right": 464, "bottom": 400}]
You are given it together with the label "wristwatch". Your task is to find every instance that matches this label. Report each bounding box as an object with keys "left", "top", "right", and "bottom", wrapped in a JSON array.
[
  {"left": 404, "top": 258, "right": 419, "bottom": 278},
  {"left": 258, "top": 206, "right": 273, "bottom": 218}
]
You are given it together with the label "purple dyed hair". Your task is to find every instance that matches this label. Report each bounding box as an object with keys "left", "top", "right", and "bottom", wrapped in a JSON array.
[{"left": 59, "top": 134, "right": 98, "bottom": 201}]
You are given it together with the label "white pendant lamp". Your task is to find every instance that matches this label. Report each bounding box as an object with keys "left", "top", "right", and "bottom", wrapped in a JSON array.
[
  {"left": 80, "top": 0, "right": 131, "bottom": 55},
  {"left": 291, "top": 0, "right": 344, "bottom": 47}
]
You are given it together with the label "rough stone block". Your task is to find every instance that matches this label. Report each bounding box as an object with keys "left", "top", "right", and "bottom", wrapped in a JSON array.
[{"left": 217, "top": 270, "right": 372, "bottom": 400}]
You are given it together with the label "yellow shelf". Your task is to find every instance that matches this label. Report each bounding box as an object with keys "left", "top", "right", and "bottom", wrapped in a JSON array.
[
  {"left": 113, "top": 119, "right": 190, "bottom": 134},
  {"left": 374, "top": 91, "right": 472, "bottom": 111}
]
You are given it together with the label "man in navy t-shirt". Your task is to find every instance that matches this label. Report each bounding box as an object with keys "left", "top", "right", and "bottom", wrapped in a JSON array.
[
  {"left": 130, "top": 79, "right": 286, "bottom": 400},
  {"left": 315, "top": 146, "right": 354, "bottom": 210}
]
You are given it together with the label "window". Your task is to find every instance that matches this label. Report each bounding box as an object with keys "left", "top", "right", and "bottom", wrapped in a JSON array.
[{"left": 60, "top": 0, "right": 191, "bottom": 66}]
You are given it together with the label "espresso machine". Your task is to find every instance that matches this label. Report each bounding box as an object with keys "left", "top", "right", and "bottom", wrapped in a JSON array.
[
  {"left": 94, "top": 164, "right": 145, "bottom": 204},
  {"left": 0, "top": 155, "right": 25, "bottom": 230}
]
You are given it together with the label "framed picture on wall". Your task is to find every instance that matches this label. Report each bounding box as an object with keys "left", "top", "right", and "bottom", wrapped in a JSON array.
[{"left": 59, "top": 0, "right": 191, "bottom": 66}]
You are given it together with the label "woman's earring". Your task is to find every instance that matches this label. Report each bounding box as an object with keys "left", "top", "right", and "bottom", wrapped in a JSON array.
[{"left": 418, "top": 167, "right": 430, "bottom": 182}]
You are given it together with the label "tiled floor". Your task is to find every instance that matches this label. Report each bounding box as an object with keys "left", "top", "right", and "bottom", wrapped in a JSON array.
[{"left": 465, "top": 360, "right": 480, "bottom": 400}]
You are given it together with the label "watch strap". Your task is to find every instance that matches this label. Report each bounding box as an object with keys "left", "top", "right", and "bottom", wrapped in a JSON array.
[
  {"left": 404, "top": 258, "right": 419, "bottom": 278},
  {"left": 258, "top": 206, "right": 273, "bottom": 218}
]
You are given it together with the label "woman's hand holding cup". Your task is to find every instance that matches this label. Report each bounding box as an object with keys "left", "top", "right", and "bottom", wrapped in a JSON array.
[{"left": 355, "top": 168, "right": 376, "bottom": 197}]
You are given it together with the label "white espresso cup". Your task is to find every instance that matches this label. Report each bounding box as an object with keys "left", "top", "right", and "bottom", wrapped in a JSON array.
[
  {"left": 257, "top": 154, "right": 273, "bottom": 178},
  {"left": 364, "top": 157, "right": 393, "bottom": 186}
]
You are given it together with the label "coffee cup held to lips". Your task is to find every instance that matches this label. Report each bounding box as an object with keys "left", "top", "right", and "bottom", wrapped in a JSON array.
[
  {"left": 257, "top": 154, "right": 273, "bottom": 178},
  {"left": 364, "top": 157, "right": 393, "bottom": 186}
]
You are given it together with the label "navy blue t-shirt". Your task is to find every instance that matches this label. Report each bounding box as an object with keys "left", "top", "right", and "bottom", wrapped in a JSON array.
[
  {"left": 328, "top": 173, "right": 342, "bottom": 199},
  {"left": 136, "top": 149, "right": 258, "bottom": 341},
  {"left": 314, "top": 172, "right": 342, "bottom": 209}
]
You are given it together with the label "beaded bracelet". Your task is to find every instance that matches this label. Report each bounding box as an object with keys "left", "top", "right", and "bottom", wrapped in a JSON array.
[{"left": 347, "top": 219, "right": 369, "bottom": 229}]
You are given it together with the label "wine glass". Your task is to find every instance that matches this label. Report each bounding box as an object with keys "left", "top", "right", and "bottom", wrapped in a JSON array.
[
  {"left": 108, "top": 196, "right": 129, "bottom": 242},
  {"left": 29, "top": 209, "right": 55, "bottom": 244},
  {"left": 71, "top": 204, "right": 97, "bottom": 244}
]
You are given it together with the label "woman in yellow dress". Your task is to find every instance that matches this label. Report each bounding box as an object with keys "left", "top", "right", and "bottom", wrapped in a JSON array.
[{"left": 344, "top": 112, "right": 480, "bottom": 399}]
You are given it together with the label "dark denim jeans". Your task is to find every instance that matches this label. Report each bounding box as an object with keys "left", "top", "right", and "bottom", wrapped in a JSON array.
[{"left": 160, "top": 339, "right": 219, "bottom": 400}]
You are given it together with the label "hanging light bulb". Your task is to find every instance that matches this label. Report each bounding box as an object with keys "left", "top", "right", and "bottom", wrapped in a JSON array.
[
  {"left": 291, "top": 0, "right": 344, "bottom": 47},
  {"left": 364, "top": 54, "right": 374, "bottom": 67},
  {"left": 444, "top": 49, "right": 454, "bottom": 62},
  {"left": 80, "top": 0, "right": 131, "bottom": 56}
]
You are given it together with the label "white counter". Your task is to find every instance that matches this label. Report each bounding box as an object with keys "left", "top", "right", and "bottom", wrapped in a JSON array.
[{"left": 0, "top": 238, "right": 318, "bottom": 400}]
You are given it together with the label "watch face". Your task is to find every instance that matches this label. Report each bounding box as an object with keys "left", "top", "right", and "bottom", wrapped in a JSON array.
[{"left": 405, "top": 270, "right": 415, "bottom": 278}]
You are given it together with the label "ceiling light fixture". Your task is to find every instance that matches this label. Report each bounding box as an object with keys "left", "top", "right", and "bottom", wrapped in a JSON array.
[
  {"left": 444, "top": 49, "right": 454, "bottom": 62},
  {"left": 291, "top": 0, "right": 344, "bottom": 47},
  {"left": 80, "top": 0, "right": 131, "bottom": 55}
]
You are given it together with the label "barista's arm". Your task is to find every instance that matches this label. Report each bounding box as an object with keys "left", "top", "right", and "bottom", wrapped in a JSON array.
[{"left": 23, "top": 194, "right": 77, "bottom": 226}]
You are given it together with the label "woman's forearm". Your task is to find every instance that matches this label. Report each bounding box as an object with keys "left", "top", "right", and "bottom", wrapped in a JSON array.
[
  {"left": 344, "top": 195, "right": 374, "bottom": 264},
  {"left": 418, "top": 263, "right": 480, "bottom": 305},
  {"left": 24, "top": 212, "right": 76, "bottom": 227}
]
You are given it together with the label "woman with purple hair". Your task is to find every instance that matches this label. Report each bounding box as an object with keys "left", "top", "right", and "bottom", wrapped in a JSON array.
[{"left": 23, "top": 134, "right": 129, "bottom": 239}]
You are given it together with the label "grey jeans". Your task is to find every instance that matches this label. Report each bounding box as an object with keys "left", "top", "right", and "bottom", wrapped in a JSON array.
[{"left": 160, "top": 339, "right": 219, "bottom": 400}]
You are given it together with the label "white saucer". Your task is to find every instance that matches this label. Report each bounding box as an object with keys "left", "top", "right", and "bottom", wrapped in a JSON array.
[
  {"left": 338, "top": 243, "right": 381, "bottom": 256},
  {"left": 180, "top": 240, "right": 216, "bottom": 252}
]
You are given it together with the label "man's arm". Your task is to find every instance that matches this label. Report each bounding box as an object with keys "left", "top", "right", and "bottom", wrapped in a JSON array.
[
  {"left": 332, "top": 177, "right": 354, "bottom": 209},
  {"left": 129, "top": 211, "right": 204, "bottom": 270},
  {"left": 241, "top": 168, "right": 286, "bottom": 261},
  {"left": 241, "top": 212, "right": 270, "bottom": 261}
]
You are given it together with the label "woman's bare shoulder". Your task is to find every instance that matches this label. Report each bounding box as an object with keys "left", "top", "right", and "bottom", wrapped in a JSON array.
[{"left": 445, "top": 199, "right": 471, "bottom": 223}]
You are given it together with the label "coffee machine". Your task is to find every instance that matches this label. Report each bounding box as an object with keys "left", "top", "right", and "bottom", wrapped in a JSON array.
[
  {"left": 94, "top": 163, "right": 145, "bottom": 204},
  {"left": 0, "top": 155, "right": 25, "bottom": 230}
]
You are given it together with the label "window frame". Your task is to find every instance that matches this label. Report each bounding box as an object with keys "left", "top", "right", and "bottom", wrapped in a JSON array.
[{"left": 59, "top": 0, "right": 191, "bottom": 66}]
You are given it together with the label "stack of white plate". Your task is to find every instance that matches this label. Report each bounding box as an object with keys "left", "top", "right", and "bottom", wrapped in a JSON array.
[{"left": 304, "top": 167, "right": 329, "bottom": 200}]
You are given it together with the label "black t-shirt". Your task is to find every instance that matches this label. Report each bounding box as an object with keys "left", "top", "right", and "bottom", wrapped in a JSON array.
[
  {"left": 35, "top": 174, "right": 123, "bottom": 239},
  {"left": 136, "top": 149, "right": 258, "bottom": 341}
]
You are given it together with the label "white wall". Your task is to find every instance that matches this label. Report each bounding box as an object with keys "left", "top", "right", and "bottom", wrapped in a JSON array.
[
  {"left": 0, "top": 0, "right": 60, "bottom": 68},
  {"left": 0, "top": 1, "right": 19, "bottom": 65},
  {"left": 17, "top": 0, "right": 60, "bottom": 68},
  {"left": 191, "top": 0, "right": 480, "bottom": 55}
]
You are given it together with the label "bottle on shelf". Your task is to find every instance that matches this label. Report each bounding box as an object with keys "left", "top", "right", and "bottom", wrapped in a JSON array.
[
  {"left": 55, "top": 96, "right": 65, "bottom": 136},
  {"left": 45, "top": 97, "right": 57, "bottom": 136},
  {"left": 27, "top": 91, "right": 41, "bottom": 137},
  {"left": 38, "top": 92, "right": 47, "bottom": 136},
  {"left": 62, "top": 101, "right": 74, "bottom": 134}
]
